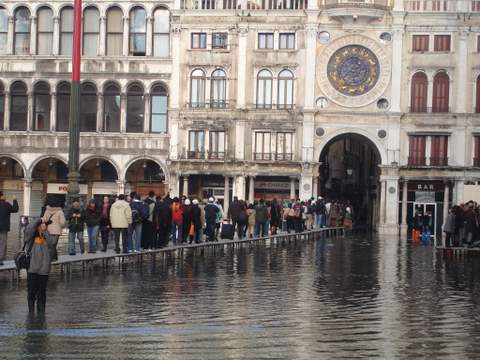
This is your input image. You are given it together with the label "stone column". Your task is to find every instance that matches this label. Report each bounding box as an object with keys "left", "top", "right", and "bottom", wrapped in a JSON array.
[
  {"left": 312, "top": 177, "right": 318, "bottom": 199},
  {"left": 224, "top": 176, "right": 230, "bottom": 217},
  {"left": 233, "top": 175, "right": 246, "bottom": 200},
  {"left": 96, "top": 92, "right": 104, "bottom": 132},
  {"left": 3, "top": 91, "right": 10, "bottom": 131},
  {"left": 27, "top": 91, "right": 33, "bottom": 131},
  {"left": 456, "top": 29, "right": 468, "bottom": 113},
  {"left": 120, "top": 93, "right": 127, "bottom": 133},
  {"left": 23, "top": 178, "right": 32, "bottom": 217},
  {"left": 379, "top": 180, "right": 386, "bottom": 225},
  {"left": 122, "top": 17, "right": 129, "bottom": 57},
  {"left": 236, "top": 27, "right": 248, "bottom": 109},
  {"left": 427, "top": 75, "right": 433, "bottom": 112},
  {"left": 300, "top": 174, "right": 313, "bottom": 201},
  {"left": 183, "top": 175, "right": 189, "bottom": 197},
  {"left": 7, "top": 16, "right": 14, "bottom": 55},
  {"left": 30, "top": 16, "right": 37, "bottom": 55},
  {"left": 442, "top": 181, "right": 450, "bottom": 247},
  {"left": 290, "top": 177, "right": 296, "bottom": 200},
  {"left": 248, "top": 176, "right": 255, "bottom": 204},
  {"left": 144, "top": 94, "right": 151, "bottom": 133},
  {"left": 50, "top": 92, "right": 57, "bottom": 132},
  {"left": 303, "top": 24, "right": 317, "bottom": 110},
  {"left": 170, "top": 27, "right": 181, "bottom": 109},
  {"left": 98, "top": 16, "right": 106, "bottom": 56},
  {"left": 400, "top": 179, "right": 408, "bottom": 236},
  {"left": 390, "top": 27, "right": 404, "bottom": 112},
  {"left": 393, "top": 0, "right": 404, "bottom": 11},
  {"left": 146, "top": 16, "right": 153, "bottom": 56},
  {"left": 116, "top": 180, "right": 126, "bottom": 195},
  {"left": 52, "top": 16, "right": 60, "bottom": 56}
]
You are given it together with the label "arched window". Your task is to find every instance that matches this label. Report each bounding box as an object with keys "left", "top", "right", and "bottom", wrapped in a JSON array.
[
  {"left": 14, "top": 7, "right": 31, "bottom": 55},
  {"left": 211, "top": 69, "right": 226, "bottom": 109},
  {"left": 432, "top": 71, "right": 449, "bottom": 113},
  {"left": 33, "top": 82, "right": 51, "bottom": 131},
  {"left": 56, "top": 82, "right": 70, "bottom": 131},
  {"left": 126, "top": 83, "right": 144, "bottom": 133},
  {"left": 256, "top": 70, "right": 273, "bottom": 109},
  {"left": 106, "top": 7, "right": 123, "bottom": 56},
  {"left": 151, "top": 83, "right": 168, "bottom": 133},
  {"left": 476, "top": 75, "right": 480, "bottom": 114},
  {"left": 83, "top": 7, "right": 99, "bottom": 56},
  {"left": 190, "top": 69, "right": 205, "bottom": 108},
  {"left": 129, "top": 7, "right": 146, "bottom": 56},
  {"left": 80, "top": 82, "right": 97, "bottom": 132},
  {"left": 153, "top": 8, "right": 170, "bottom": 57},
  {"left": 10, "top": 81, "right": 28, "bottom": 131},
  {"left": 410, "top": 72, "right": 428, "bottom": 113},
  {"left": 277, "top": 69, "right": 294, "bottom": 109},
  {"left": 0, "top": 7, "right": 9, "bottom": 54},
  {"left": 37, "top": 7, "right": 53, "bottom": 55},
  {"left": 103, "top": 82, "right": 121, "bottom": 132},
  {"left": 0, "top": 82, "right": 4, "bottom": 129},
  {"left": 60, "top": 7, "right": 73, "bottom": 55}
]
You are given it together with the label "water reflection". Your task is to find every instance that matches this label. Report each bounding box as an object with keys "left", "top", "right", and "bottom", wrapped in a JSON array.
[{"left": 1, "top": 235, "right": 480, "bottom": 359}]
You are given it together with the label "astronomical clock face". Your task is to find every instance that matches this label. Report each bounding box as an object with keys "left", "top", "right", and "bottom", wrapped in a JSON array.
[{"left": 327, "top": 45, "right": 380, "bottom": 97}]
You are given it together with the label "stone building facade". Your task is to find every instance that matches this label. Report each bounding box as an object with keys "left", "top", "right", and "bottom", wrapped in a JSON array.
[{"left": 0, "top": 0, "right": 479, "bottom": 235}]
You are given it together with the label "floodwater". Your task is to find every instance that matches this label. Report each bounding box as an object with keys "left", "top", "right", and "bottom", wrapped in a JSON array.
[{"left": 1, "top": 234, "right": 480, "bottom": 359}]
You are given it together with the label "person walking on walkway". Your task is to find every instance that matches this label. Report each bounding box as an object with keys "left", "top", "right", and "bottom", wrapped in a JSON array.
[
  {"left": 214, "top": 198, "right": 224, "bottom": 241},
  {"left": 110, "top": 194, "right": 132, "bottom": 254},
  {"left": 182, "top": 199, "right": 192, "bottom": 244},
  {"left": 190, "top": 199, "right": 203, "bottom": 244},
  {"left": 142, "top": 191, "right": 156, "bottom": 250},
  {"left": 270, "top": 199, "right": 282, "bottom": 235},
  {"left": 85, "top": 200, "right": 101, "bottom": 253},
  {"left": 128, "top": 192, "right": 148, "bottom": 252},
  {"left": 171, "top": 197, "right": 183, "bottom": 245},
  {"left": 228, "top": 197, "right": 245, "bottom": 239},
  {"left": 154, "top": 196, "right": 171, "bottom": 248},
  {"left": 0, "top": 192, "right": 19, "bottom": 265},
  {"left": 255, "top": 199, "right": 269, "bottom": 237},
  {"left": 204, "top": 197, "right": 220, "bottom": 242},
  {"left": 246, "top": 204, "right": 256, "bottom": 239},
  {"left": 66, "top": 201, "right": 86, "bottom": 255},
  {"left": 42, "top": 199, "right": 65, "bottom": 261},
  {"left": 24, "top": 219, "right": 52, "bottom": 313},
  {"left": 99, "top": 196, "right": 111, "bottom": 252}
]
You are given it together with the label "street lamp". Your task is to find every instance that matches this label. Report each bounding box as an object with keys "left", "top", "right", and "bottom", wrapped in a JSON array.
[{"left": 67, "top": 0, "right": 82, "bottom": 203}]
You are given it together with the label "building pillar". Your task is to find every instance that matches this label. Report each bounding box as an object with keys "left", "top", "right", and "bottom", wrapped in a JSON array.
[
  {"left": 146, "top": 16, "right": 153, "bottom": 56},
  {"left": 248, "top": 176, "right": 255, "bottom": 204},
  {"left": 96, "top": 92, "right": 104, "bottom": 132},
  {"left": 30, "top": 16, "right": 37, "bottom": 55},
  {"left": 224, "top": 176, "right": 230, "bottom": 217},
  {"left": 300, "top": 174, "right": 313, "bottom": 201},
  {"left": 312, "top": 177, "right": 318, "bottom": 199},
  {"left": 303, "top": 25, "right": 317, "bottom": 110},
  {"left": 393, "top": 0, "right": 404, "bottom": 11},
  {"left": 116, "top": 180, "right": 125, "bottom": 195},
  {"left": 167, "top": 173, "right": 179, "bottom": 197},
  {"left": 456, "top": 29, "right": 468, "bottom": 113},
  {"left": 52, "top": 16, "right": 60, "bottom": 55},
  {"left": 442, "top": 181, "right": 450, "bottom": 247},
  {"left": 390, "top": 27, "right": 404, "bottom": 112},
  {"left": 183, "top": 175, "right": 189, "bottom": 197},
  {"left": 120, "top": 93, "right": 127, "bottom": 133},
  {"left": 122, "top": 17, "right": 129, "bottom": 57},
  {"left": 7, "top": 16, "right": 14, "bottom": 55},
  {"left": 27, "top": 91, "right": 33, "bottom": 131},
  {"left": 98, "top": 16, "right": 106, "bottom": 56},
  {"left": 236, "top": 27, "right": 248, "bottom": 109},
  {"left": 170, "top": 27, "right": 181, "bottom": 110},
  {"left": 379, "top": 179, "right": 386, "bottom": 225},
  {"left": 23, "top": 178, "right": 32, "bottom": 217},
  {"left": 3, "top": 91, "right": 10, "bottom": 131},
  {"left": 144, "top": 94, "right": 151, "bottom": 133},
  {"left": 400, "top": 179, "right": 408, "bottom": 236},
  {"left": 50, "top": 92, "right": 57, "bottom": 132},
  {"left": 290, "top": 177, "right": 296, "bottom": 200},
  {"left": 427, "top": 76, "right": 433, "bottom": 111},
  {"left": 233, "top": 175, "right": 246, "bottom": 200}
]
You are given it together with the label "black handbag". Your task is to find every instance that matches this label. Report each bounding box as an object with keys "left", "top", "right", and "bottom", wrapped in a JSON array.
[{"left": 14, "top": 239, "right": 34, "bottom": 270}]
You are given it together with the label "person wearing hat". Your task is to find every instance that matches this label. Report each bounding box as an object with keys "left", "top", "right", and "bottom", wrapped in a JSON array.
[
  {"left": 204, "top": 197, "right": 220, "bottom": 242},
  {"left": 190, "top": 199, "right": 203, "bottom": 244},
  {"left": 315, "top": 196, "right": 327, "bottom": 229},
  {"left": 0, "top": 191, "right": 19, "bottom": 266}
]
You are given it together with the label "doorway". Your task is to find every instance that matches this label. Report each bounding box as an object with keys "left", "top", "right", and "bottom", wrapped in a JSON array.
[{"left": 413, "top": 203, "right": 436, "bottom": 237}]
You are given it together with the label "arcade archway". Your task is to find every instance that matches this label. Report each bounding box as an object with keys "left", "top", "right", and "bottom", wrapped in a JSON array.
[
  {"left": 318, "top": 133, "right": 381, "bottom": 230},
  {"left": 125, "top": 159, "right": 166, "bottom": 197}
]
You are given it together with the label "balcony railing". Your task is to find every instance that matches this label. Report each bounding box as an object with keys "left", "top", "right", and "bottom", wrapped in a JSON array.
[
  {"left": 408, "top": 157, "right": 427, "bottom": 166},
  {"left": 275, "top": 153, "right": 293, "bottom": 161},
  {"left": 409, "top": 107, "right": 451, "bottom": 113},
  {"left": 324, "top": 0, "right": 389, "bottom": 9},
  {"left": 208, "top": 151, "right": 226, "bottom": 160},
  {"left": 430, "top": 157, "right": 448, "bottom": 166},
  {"left": 254, "top": 153, "right": 293, "bottom": 161},
  {"left": 186, "top": 101, "right": 230, "bottom": 110},
  {"left": 181, "top": 0, "right": 308, "bottom": 10},
  {"left": 187, "top": 151, "right": 206, "bottom": 159},
  {"left": 406, "top": 0, "right": 479, "bottom": 11}
]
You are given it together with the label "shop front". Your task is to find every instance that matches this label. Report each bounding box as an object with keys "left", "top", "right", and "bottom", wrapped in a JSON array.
[{"left": 253, "top": 176, "right": 297, "bottom": 202}]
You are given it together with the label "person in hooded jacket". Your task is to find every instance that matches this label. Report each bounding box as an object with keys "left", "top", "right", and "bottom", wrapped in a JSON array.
[
  {"left": 204, "top": 197, "right": 220, "bottom": 242},
  {"left": 110, "top": 194, "right": 132, "bottom": 253},
  {"left": 0, "top": 191, "right": 19, "bottom": 265},
  {"left": 84, "top": 199, "right": 102, "bottom": 253},
  {"left": 66, "top": 200, "right": 86, "bottom": 255},
  {"left": 41, "top": 198, "right": 66, "bottom": 261}
]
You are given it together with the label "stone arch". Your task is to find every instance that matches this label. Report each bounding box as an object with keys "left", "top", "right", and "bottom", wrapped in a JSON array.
[
  {"left": 316, "top": 128, "right": 388, "bottom": 165},
  {"left": 0, "top": 154, "right": 28, "bottom": 177},
  {"left": 79, "top": 156, "right": 120, "bottom": 179},
  {"left": 122, "top": 156, "right": 170, "bottom": 183},
  {"left": 28, "top": 154, "right": 68, "bottom": 177}
]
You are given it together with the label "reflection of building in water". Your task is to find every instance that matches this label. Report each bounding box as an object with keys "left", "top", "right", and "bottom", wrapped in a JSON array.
[{"left": 0, "top": 0, "right": 479, "bottom": 235}]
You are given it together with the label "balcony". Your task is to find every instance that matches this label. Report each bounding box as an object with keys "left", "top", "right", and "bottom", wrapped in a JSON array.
[
  {"left": 186, "top": 101, "right": 231, "bottom": 110},
  {"left": 181, "top": 0, "right": 307, "bottom": 10},
  {"left": 429, "top": 157, "right": 448, "bottom": 166},
  {"left": 254, "top": 153, "right": 294, "bottom": 161},
  {"left": 406, "top": 0, "right": 479, "bottom": 12},
  {"left": 323, "top": 0, "right": 388, "bottom": 21},
  {"left": 187, "top": 151, "right": 206, "bottom": 159},
  {"left": 408, "top": 157, "right": 427, "bottom": 166},
  {"left": 208, "top": 152, "right": 226, "bottom": 160},
  {"left": 409, "top": 107, "right": 451, "bottom": 114}
]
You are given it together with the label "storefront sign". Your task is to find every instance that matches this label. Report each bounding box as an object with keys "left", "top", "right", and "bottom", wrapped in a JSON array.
[
  {"left": 408, "top": 181, "right": 444, "bottom": 192},
  {"left": 92, "top": 182, "right": 118, "bottom": 195},
  {"left": 2, "top": 180, "right": 42, "bottom": 191},
  {"left": 255, "top": 181, "right": 295, "bottom": 191},
  {"left": 415, "top": 191, "right": 435, "bottom": 203},
  {"left": 47, "top": 183, "right": 88, "bottom": 195}
]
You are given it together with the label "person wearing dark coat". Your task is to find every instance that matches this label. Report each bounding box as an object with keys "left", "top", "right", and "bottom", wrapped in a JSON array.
[
  {"left": 270, "top": 199, "right": 282, "bottom": 235},
  {"left": 190, "top": 199, "right": 202, "bottom": 244},
  {"left": 154, "top": 197, "right": 171, "bottom": 248},
  {"left": 66, "top": 201, "right": 86, "bottom": 255},
  {"left": 99, "top": 196, "right": 111, "bottom": 252},
  {"left": 0, "top": 191, "right": 19, "bottom": 265},
  {"left": 84, "top": 200, "right": 102, "bottom": 253},
  {"left": 204, "top": 198, "right": 220, "bottom": 242},
  {"left": 443, "top": 206, "right": 456, "bottom": 247},
  {"left": 228, "top": 197, "right": 245, "bottom": 239},
  {"left": 142, "top": 192, "right": 156, "bottom": 250}
]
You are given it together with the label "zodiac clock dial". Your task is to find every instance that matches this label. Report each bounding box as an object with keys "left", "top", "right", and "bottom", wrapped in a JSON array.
[{"left": 327, "top": 45, "right": 380, "bottom": 97}]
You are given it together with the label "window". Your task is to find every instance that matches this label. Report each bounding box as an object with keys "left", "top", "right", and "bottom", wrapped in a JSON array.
[
  {"left": 103, "top": 82, "right": 121, "bottom": 132},
  {"left": 126, "top": 83, "right": 144, "bottom": 133},
  {"left": 256, "top": 70, "right": 273, "bottom": 109},
  {"left": 10, "top": 81, "right": 28, "bottom": 131},
  {"left": 80, "top": 82, "right": 97, "bottom": 132},
  {"left": 210, "top": 69, "right": 226, "bottom": 108},
  {"left": 14, "top": 7, "right": 31, "bottom": 55},
  {"left": 153, "top": 8, "right": 169, "bottom": 57},
  {"left": 33, "top": 82, "right": 51, "bottom": 131},
  {"left": 209, "top": 131, "right": 225, "bottom": 159},
  {"left": 430, "top": 135, "right": 448, "bottom": 166},
  {"left": 412, "top": 35, "right": 429, "bottom": 52},
  {"left": 279, "top": 33, "right": 295, "bottom": 50},
  {"left": 434, "top": 35, "right": 450, "bottom": 52},
  {"left": 474, "top": 136, "right": 480, "bottom": 167},
  {"left": 277, "top": 69, "right": 294, "bottom": 109},
  {"left": 190, "top": 69, "right": 205, "bottom": 108},
  {"left": 56, "top": 82, "right": 70, "bottom": 131},
  {"left": 258, "top": 33, "right": 274, "bottom": 49},
  {"left": 255, "top": 132, "right": 271, "bottom": 160},
  {"left": 0, "top": 8, "right": 7, "bottom": 54},
  {"left": 276, "top": 132, "right": 293, "bottom": 161},
  {"left": 106, "top": 7, "right": 123, "bottom": 56},
  {"left": 37, "top": 7, "right": 53, "bottom": 55},
  {"left": 0, "top": 83, "right": 4, "bottom": 130},
  {"left": 408, "top": 136, "right": 426, "bottom": 166},
  {"left": 188, "top": 130, "right": 205, "bottom": 159},
  {"left": 432, "top": 72, "right": 449, "bottom": 113},
  {"left": 129, "top": 7, "right": 146, "bottom": 56},
  {"left": 476, "top": 75, "right": 480, "bottom": 113},
  {"left": 151, "top": 83, "right": 168, "bottom": 133},
  {"left": 212, "top": 32, "right": 228, "bottom": 49},
  {"left": 191, "top": 32, "right": 206, "bottom": 49},
  {"left": 60, "top": 7, "right": 73, "bottom": 56},
  {"left": 410, "top": 72, "right": 428, "bottom": 112},
  {"left": 83, "top": 7, "right": 99, "bottom": 56}
]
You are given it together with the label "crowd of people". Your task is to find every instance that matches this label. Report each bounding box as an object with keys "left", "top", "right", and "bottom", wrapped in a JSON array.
[{"left": 443, "top": 201, "right": 480, "bottom": 248}]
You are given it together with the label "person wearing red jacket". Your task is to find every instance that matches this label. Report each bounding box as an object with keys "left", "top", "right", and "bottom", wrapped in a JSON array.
[{"left": 171, "top": 197, "right": 183, "bottom": 245}]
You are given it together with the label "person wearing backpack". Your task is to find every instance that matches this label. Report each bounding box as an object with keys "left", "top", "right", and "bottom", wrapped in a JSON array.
[{"left": 128, "top": 192, "right": 149, "bottom": 252}]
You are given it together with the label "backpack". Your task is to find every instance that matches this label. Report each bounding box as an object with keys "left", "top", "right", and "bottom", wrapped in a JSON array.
[
  {"left": 239, "top": 210, "right": 248, "bottom": 224},
  {"left": 131, "top": 208, "right": 142, "bottom": 224}
]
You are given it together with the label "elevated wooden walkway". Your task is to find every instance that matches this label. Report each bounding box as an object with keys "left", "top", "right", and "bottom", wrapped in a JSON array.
[
  {"left": 0, "top": 227, "right": 345, "bottom": 281},
  {"left": 436, "top": 246, "right": 480, "bottom": 257}
]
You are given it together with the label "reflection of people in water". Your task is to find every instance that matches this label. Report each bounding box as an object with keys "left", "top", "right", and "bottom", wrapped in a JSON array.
[{"left": 25, "top": 311, "right": 48, "bottom": 357}]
